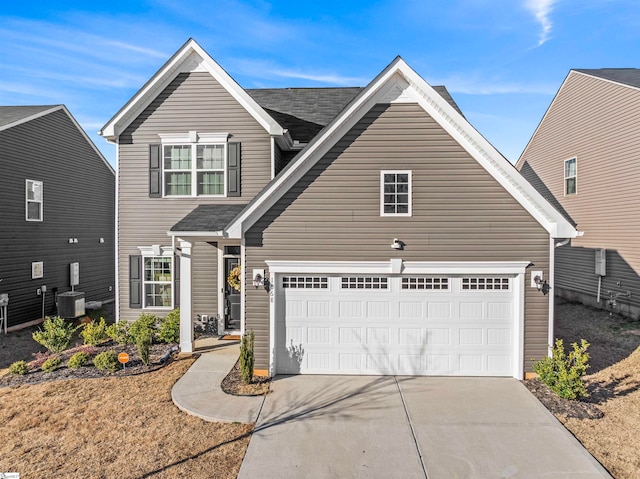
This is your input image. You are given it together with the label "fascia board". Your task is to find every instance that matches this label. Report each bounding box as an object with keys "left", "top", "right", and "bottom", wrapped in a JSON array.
[
  {"left": 100, "top": 39, "right": 283, "bottom": 141},
  {"left": 0, "top": 105, "right": 62, "bottom": 133},
  {"left": 398, "top": 63, "right": 578, "bottom": 239},
  {"left": 167, "top": 230, "right": 224, "bottom": 238}
]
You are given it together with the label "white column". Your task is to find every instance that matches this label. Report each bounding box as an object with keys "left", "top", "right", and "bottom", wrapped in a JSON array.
[{"left": 179, "top": 240, "right": 194, "bottom": 353}]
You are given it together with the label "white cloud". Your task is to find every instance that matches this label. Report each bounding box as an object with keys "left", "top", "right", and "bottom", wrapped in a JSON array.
[
  {"left": 429, "top": 74, "right": 556, "bottom": 95},
  {"left": 525, "top": 0, "right": 557, "bottom": 46},
  {"left": 269, "top": 69, "right": 367, "bottom": 85}
]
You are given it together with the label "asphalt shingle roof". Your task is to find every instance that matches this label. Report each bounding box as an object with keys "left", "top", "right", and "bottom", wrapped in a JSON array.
[
  {"left": 0, "top": 105, "right": 59, "bottom": 129},
  {"left": 247, "top": 86, "right": 463, "bottom": 144},
  {"left": 574, "top": 68, "right": 640, "bottom": 89},
  {"left": 170, "top": 204, "right": 247, "bottom": 232}
]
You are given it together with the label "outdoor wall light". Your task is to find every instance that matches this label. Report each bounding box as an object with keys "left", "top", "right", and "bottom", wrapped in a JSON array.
[
  {"left": 391, "top": 238, "right": 404, "bottom": 250},
  {"left": 533, "top": 275, "right": 550, "bottom": 295},
  {"left": 253, "top": 273, "right": 263, "bottom": 288}
]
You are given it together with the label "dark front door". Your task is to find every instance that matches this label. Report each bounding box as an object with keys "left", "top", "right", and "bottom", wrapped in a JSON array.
[{"left": 224, "top": 257, "right": 241, "bottom": 331}]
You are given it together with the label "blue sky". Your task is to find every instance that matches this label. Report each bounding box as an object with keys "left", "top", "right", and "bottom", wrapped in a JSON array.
[{"left": 2, "top": 1, "right": 639, "bottom": 167}]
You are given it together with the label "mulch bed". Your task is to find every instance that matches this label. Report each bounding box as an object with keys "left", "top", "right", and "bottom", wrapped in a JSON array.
[
  {"left": 0, "top": 342, "right": 177, "bottom": 388},
  {"left": 522, "top": 378, "right": 604, "bottom": 420},
  {"left": 221, "top": 359, "right": 271, "bottom": 396}
]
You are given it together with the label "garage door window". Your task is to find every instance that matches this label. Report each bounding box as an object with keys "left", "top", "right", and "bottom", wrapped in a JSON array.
[
  {"left": 462, "top": 277, "right": 510, "bottom": 290},
  {"left": 282, "top": 276, "right": 328, "bottom": 289},
  {"left": 401, "top": 277, "right": 449, "bottom": 290},
  {"left": 341, "top": 277, "right": 388, "bottom": 289}
]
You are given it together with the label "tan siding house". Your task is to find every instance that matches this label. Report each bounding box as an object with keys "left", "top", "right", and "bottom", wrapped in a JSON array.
[
  {"left": 101, "top": 39, "right": 577, "bottom": 380},
  {"left": 517, "top": 69, "right": 640, "bottom": 318}
]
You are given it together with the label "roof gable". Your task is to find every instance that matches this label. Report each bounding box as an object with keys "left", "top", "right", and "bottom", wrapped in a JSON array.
[
  {"left": 99, "top": 38, "right": 284, "bottom": 142},
  {"left": 226, "top": 57, "right": 578, "bottom": 239}
]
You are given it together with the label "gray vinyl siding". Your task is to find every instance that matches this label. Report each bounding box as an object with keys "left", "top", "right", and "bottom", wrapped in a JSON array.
[
  {"left": 117, "top": 72, "right": 271, "bottom": 322},
  {"left": 192, "top": 242, "right": 218, "bottom": 320},
  {"left": 246, "top": 103, "right": 551, "bottom": 372},
  {"left": 518, "top": 71, "right": 640, "bottom": 314},
  {"left": 0, "top": 109, "right": 115, "bottom": 327}
]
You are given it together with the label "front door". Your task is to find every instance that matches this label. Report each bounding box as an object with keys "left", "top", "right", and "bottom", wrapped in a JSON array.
[{"left": 224, "top": 256, "right": 241, "bottom": 331}]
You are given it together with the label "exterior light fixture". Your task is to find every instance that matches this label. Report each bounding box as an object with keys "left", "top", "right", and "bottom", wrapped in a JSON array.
[
  {"left": 391, "top": 238, "right": 404, "bottom": 250},
  {"left": 533, "top": 275, "right": 550, "bottom": 295}
]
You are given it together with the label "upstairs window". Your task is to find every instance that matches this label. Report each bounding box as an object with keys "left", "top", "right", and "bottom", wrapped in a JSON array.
[
  {"left": 381, "top": 171, "right": 412, "bottom": 216},
  {"left": 164, "top": 144, "right": 225, "bottom": 196},
  {"left": 564, "top": 158, "right": 577, "bottom": 195},
  {"left": 26, "top": 179, "right": 43, "bottom": 221}
]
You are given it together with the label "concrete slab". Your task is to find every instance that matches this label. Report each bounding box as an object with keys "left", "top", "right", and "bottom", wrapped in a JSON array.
[
  {"left": 238, "top": 375, "right": 425, "bottom": 479},
  {"left": 171, "top": 341, "right": 264, "bottom": 424}
]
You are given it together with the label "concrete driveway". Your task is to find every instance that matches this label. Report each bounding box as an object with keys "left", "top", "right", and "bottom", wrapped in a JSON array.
[{"left": 239, "top": 376, "right": 611, "bottom": 479}]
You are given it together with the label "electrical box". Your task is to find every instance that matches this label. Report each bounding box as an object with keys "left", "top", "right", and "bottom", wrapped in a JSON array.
[
  {"left": 595, "top": 248, "right": 606, "bottom": 276},
  {"left": 58, "top": 291, "right": 85, "bottom": 318},
  {"left": 70, "top": 262, "right": 80, "bottom": 287}
]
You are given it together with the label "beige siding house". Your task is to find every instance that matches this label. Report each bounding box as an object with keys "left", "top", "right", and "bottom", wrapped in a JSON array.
[
  {"left": 517, "top": 69, "right": 640, "bottom": 319},
  {"left": 101, "top": 39, "right": 577, "bottom": 379}
]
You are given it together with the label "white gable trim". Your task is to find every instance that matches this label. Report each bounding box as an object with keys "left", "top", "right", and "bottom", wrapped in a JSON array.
[
  {"left": 226, "top": 58, "right": 578, "bottom": 239},
  {"left": 99, "top": 39, "right": 284, "bottom": 142}
]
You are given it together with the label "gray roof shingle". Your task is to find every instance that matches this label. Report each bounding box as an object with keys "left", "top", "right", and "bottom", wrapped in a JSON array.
[
  {"left": 0, "top": 105, "right": 59, "bottom": 129},
  {"left": 170, "top": 204, "right": 247, "bottom": 232},
  {"left": 574, "top": 68, "right": 640, "bottom": 89}
]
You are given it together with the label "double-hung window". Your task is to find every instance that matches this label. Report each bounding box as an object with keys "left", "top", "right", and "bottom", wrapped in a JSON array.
[
  {"left": 564, "top": 157, "right": 577, "bottom": 195},
  {"left": 143, "top": 255, "right": 172, "bottom": 308},
  {"left": 26, "top": 179, "right": 43, "bottom": 221},
  {"left": 381, "top": 171, "right": 411, "bottom": 216},
  {"left": 163, "top": 143, "right": 226, "bottom": 196}
]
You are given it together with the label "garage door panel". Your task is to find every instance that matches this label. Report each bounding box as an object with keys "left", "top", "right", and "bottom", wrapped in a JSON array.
[{"left": 277, "top": 275, "right": 515, "bottom": 376}]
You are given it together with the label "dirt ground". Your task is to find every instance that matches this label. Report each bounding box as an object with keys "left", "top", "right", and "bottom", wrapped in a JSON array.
[{"left": 531, "top": 299, "right": 640, "bottom": 479}]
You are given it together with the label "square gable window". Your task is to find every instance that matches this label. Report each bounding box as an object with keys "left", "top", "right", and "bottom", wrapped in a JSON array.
[{"left": 381, "top": 171, "right": 412, "bottom": 216}]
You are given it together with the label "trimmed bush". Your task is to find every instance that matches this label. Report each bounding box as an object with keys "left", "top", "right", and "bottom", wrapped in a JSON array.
[
  {"left": 239, "top": 330, "right": 255, "bottom": 384},
  {"left": 129, "top": 313, "right": 158, "bottom": 344},
  {"left": 93, "top": 350, "right": 119, "bottom": 372},
  {"left": 534, "top": 338, "right": 590, "bottom": 400},
  {"left": 106, "top": 321, "right": 132, "bottom": 345},
  {"left": 136, "top": 330, "right": 153, "bottom": 365},
  {"left": 8, "top": 360, "right": 28, "bottom": 375},
  {"left": 158, "top": 308, "right": 180, "bottom": 344},
  {"left": 32, "top": 316, "right": 81, "bottom": 354},
  {"left": 81, "top": 317, "right": 109, "bottom": 346},
  {"left": 68, "top": 351, "right": 90, "bottom": 369},
  {"left": 42, "top": 356, "right": 62, "bottom": 373}
]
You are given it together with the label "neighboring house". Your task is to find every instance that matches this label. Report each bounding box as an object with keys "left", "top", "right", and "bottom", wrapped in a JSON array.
[
  {"left": 0, "top": 105, "right": 115, "bottom": 329},
  {"left": 517, "top": 69, "right": 640, "bottom": 320},
  {"left": 100, "top": 39, "right": 577, "bottom": 379}
]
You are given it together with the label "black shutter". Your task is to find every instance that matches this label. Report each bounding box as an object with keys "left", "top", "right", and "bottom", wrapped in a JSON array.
[
  {"left": 149, "top": 144, "right": 162, "bottom": 198},
  {"left": 227, "top": 142, "right": 241, "bottom": 197},
  {"left": 129, "top": 255, "right": 142, "bottom": 308},
  {"left": 174, "top": 255, "right": 180, "bottom": 307}
]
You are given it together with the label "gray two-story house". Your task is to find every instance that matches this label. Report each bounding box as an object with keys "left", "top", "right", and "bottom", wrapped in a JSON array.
[
  {"left": 101, "top": 39, "right": 577, "bottom": 379},
  {"left": 0, "top": 105, "right": 115, "bottom": 329}
]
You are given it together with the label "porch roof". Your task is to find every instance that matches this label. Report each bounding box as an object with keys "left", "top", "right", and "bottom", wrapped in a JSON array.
[{"left": 169, "top": 204, "right": 247, "bottom": 233}]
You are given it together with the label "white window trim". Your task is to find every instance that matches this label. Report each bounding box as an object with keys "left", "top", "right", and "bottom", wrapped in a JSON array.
[
  {"left": 159, "top": 131, "right": 230, "bottom": 198},
  {"left": 564, "top": 157, "right": 577, "bottom": 196},
  {"left": 138, "top": 245, "right": 174, "bottom": 309},
  {"left": 25, "top": 179, "right": 43, "bottom": 222},
  {"left": 380, "top": 170, "right": 412, "bottom": 217}
]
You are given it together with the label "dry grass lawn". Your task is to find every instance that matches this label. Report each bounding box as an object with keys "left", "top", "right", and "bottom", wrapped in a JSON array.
[
  {"left": 555, "top": 301, "right": 640, "bottom": 479},
  {"left": 0, "top": 359, "right": 252, "bottom": 478}
]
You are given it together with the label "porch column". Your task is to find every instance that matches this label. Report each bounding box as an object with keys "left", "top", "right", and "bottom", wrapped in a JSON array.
[{"left": 179, "top": 240, "right": 194, "bottom": 353}]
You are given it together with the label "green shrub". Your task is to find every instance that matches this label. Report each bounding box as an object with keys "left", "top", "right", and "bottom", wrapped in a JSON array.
[
  {"left": 93, "top": 350, "right": 119, "bottom": 372},
  {"left": 239, "top": 330, "right": 255, "bottom": 384},
  {"left": 129, "top": 313, "right": 158, "bottom": 344},
  {"left": 32, "top": 316, "right": 81, "bottom": 354},
  {"left": 106, "top": 321, "right": 132, "bottom": 345},
  {"left": 81, "top": 317, "right": 109, "bottom": 346},
  {"left": 68, "top": 351, "right": 90, "bottom": 369},
  {"left": 533, "top": 338, "right": 590, "bottom": 400},
  {"left": 42, "top": 356, "right": 62, "bottom": 373},
  {"left": 136, "top": 330, "right": 153, "bottom": 365},
  {"left": 8, "top": 360, "right": 28, "bottom": 375},
  {"left": 158, "top": 308, "right": 180, "bottom": 344}
]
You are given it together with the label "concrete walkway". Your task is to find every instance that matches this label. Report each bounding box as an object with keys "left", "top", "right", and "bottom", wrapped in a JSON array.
[{"left": 171, "top": 341, "right": 265, "bottom": 424}]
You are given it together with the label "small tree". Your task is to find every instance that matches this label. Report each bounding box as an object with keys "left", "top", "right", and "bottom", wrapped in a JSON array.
[
  {"left": 32, "top": 316, "right": 81, "bottom": 354},
  {"left": 239, "top": 330, "right": 255, "bottom": 384},
  {"left": 534, "top": 338, "right": 590, "bottom": 400}
]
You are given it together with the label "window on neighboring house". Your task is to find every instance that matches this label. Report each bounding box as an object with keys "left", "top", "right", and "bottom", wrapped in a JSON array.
[
  {"left": 565, "top": 157, "right": 577, "bottom": 195},
  {"left": 143, "top": 256, "right": 172, "bottom": 308},
  {"left": 381, "top": 171, "right": 411, "bottom": 216},
  {"left": 26, "top": 179, "right": 43, "bottom": 221}
]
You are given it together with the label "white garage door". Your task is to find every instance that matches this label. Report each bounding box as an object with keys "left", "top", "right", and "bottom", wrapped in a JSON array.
[{"left": 276, "top": 275, "right": 515, "bottom": 376}]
